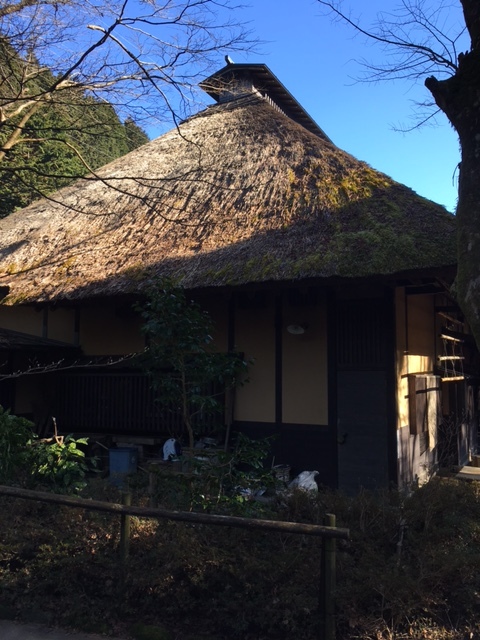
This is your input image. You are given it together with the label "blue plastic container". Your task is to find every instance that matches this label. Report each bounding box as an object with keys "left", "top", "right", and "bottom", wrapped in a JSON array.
[{"left": 109, "top": 447, "right": 138, "bottom": 487}]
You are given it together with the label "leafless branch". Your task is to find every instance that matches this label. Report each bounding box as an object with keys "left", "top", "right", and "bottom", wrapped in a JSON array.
[
  {"left": 317, "top": 0, "right": 466, "bottom": 82},
  {"left": 0, "top": 0, "right": 255, "bottom": 215},
  {"left": 0, "top": 350, "right": 144, "bottom": 380},
  {"left": 316, "top": 0, "right": 467, "bottom": 128}
]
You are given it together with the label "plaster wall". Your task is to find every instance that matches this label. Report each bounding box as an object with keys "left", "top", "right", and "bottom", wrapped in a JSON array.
[
  {"left": 396, "top": 290, "right": 436, "bottom": 430},
  {"left": 396, "top": 289, "right": 408, "bottom": 430},
  {"left": 234, "top": 302, "right": 275, "bottom": 423},
  {"left": 282, "top": 300, "right": 328, "bottom": 424},
  {"left": 80, "top": 305, "right": 144, "bottom": 355},
  {"left": 0, "top": 306, "right": 42, "bottom": 336},
  {"left": 396, "top": 289, "right": 440, "bottom": 488},
  {"left": 407, "top": 295, "right": 436, "bottom": 371},
  {"left": 47, "top": 308, "right": 76, "bottom": 343}
]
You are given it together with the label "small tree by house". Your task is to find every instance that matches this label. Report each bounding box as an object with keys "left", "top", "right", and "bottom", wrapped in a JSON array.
[{"left": 139, "top": 279, "right": 249, "bottom": 451}]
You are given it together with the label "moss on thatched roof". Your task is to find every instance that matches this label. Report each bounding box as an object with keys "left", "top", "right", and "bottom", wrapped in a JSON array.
[{"left": 0, "top": 93, "right": 455, "bottom": 304}]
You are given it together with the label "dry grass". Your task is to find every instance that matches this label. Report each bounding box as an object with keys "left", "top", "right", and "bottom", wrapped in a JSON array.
[{"left": 0, "top": 94, "right": 455, "bottom": 305}]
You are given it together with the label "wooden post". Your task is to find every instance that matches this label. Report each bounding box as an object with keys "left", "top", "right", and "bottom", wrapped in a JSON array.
[
  {"left": 321, "top": 513, "right": 337, "bottom": 640},
  {"left": 148, "top": 468, "right": 156, "bottom": 507},
  {"left": 0, "top": 485, "right": 349, "bottom": 540},
  {"left": 120, "top": 491, "right": 131, "bottom": 561}
]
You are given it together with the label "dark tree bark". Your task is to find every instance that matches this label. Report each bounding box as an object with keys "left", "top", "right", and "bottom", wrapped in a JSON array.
[
  {"left": 318, "top": 0, "right": 480, "bottom": 348},
  {"left": 424, "top": 0, "right": 480, "bottom": 347}
]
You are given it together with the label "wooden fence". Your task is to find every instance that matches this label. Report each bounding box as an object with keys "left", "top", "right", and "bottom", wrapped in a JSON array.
[
  {"left": 53, "top": 371, "right": 221, "bottom": 435},
  {"left": 0, "top": 484, "right": 349, "bottom": 640}
]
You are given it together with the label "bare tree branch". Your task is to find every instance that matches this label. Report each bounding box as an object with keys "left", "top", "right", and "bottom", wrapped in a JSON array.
[
  {"left": 0, "top": 350, "right": 144, "bottom": 380},
  {"left": 315, "top": 0, "right": 480, "bottom": 351},
  {"left": 0, "top": 0, "right": 70, "bottom": 20},
  {"left": 317, "top": 0, "right": 464, "bottom": 82},
  {"left": 0, "top": 0, "right": 255, "bottom": 214}
]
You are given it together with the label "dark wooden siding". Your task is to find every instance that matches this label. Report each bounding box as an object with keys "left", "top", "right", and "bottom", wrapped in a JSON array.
[
  {"left": 52, "top": 372, "right": 221, "bottom": 437},
  {"left": 337, "top": 299, "right": 387, "bottom": 370}
]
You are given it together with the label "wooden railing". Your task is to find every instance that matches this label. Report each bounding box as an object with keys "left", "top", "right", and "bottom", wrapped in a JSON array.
[{"left": 0, "top": 484, "right": 349, "bottom": 640}]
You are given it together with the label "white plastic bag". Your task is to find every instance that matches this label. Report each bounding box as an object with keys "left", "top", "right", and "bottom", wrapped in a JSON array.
[
  {"left": 288, "top": 470, "right": 319, "bottom": 492},
  {"left": 162, "top": 438, "right": 182, "bottom": 461}
]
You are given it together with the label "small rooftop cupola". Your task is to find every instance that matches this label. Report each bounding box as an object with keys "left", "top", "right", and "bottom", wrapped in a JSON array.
[{"left": 200, "top": 61, "right": 332, "bottom": 142}]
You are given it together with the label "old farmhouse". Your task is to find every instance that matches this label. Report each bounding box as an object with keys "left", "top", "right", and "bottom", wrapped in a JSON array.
[{"left": 0, "top": 62, "right": 477, "bottom": 492}]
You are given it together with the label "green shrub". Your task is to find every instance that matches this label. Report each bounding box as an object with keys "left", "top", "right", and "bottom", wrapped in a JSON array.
[
  {"left": 138, "top": 278, "right": 249, "bottom": 450},
  {"left": 0, "top": 406, "right": 35, "bottom": 484},
  {"left": 28, "top": 434, "right": 92, "bottom": 494},
  {"left": 0, "top": 405, "right": 94, "bottom": 493},
  {"left": 151, "top": 432, "right": 276, "bottom": 516}
]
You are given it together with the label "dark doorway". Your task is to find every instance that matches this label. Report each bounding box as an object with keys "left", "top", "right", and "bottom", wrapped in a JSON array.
[{"left": 336, "top": 297, "right": 393, "bottom": 493}]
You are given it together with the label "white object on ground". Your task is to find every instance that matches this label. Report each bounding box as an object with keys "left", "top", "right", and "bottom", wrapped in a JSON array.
[{"left": 288, "top": 470, "right": 319, "bottom": 492}]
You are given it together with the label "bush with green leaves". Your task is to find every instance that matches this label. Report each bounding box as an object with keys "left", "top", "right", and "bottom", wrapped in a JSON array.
[
  {"left": 0, "top": 405, "right": 93, "bottom": 493},
  {"left": 0, "top": 406, "right": 34, "bottom": 484},
  {"left": 191, "top": 432, "right": 276, "bottom": 514},
  {"left": 28, "top": 434, "right": 92, "bottom": 494},
  {"left": 149, "top": 432, "right": 276, "bottom": 516}
]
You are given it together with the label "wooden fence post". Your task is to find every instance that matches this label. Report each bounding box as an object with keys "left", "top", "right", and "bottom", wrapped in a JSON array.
[
  {"left": 120, "top": 491, "right": 131, "bottom": 561},
  {"left": 321, "top": 513, "right": 337, "bottom": 640},
  {"left": 0, "top": 484, "right": 349, "bottom": 633},
  {"left": 148, "top": 468, "right": 156, "bottom": 507}
]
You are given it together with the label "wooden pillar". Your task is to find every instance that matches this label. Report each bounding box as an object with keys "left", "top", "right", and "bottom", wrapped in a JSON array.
[{"left": 320, "top": 513, "right": 337, "bottom": 640}]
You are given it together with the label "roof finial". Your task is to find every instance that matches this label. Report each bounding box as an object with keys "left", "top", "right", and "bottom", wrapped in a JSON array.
[{"left": 225, "top": 55, "right": 234, "bottom": 65}]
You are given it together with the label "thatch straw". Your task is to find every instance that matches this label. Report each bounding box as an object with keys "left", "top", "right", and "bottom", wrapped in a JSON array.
[{"left": 0, "top": 94, "right": 456, "bottom": 304}]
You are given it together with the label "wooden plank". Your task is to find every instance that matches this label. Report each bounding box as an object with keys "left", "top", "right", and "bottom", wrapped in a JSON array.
[
  {"left": 456, "top": 466, "right": 480, "bottom": 480},
  {"left": 322, "top": 513, "right": 337, "bottom": 640},
  {"left": 436, "top": 310, "right": 463, "bottom": 326},
  {"left": 440, "top": 333, "right": 464, "bottom": 343},
  {"left": 408, "top": 375, "right": 426, "bottom": 436},
  {"left": 0, "top": 485, "right": 350, "bottom": 539}
]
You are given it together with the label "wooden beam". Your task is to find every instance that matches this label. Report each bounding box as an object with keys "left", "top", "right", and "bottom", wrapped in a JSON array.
[{"left": 0, "top": 484, "right": 350, "bottom": 539}]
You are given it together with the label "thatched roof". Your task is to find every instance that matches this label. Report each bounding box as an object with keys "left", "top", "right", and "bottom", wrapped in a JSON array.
[{"left": 0, "top": 79, "right": 456, "bottom": 305}]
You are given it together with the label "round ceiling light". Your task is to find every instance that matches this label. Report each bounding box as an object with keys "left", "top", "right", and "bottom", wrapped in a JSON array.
[{"left": 287, "top": 324, "right": 306, "bottom": 335}]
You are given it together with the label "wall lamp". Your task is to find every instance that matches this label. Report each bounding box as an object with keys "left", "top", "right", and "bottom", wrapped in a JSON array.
[{"left": 286, "top": 323, "right": 309, "bottom": 335}]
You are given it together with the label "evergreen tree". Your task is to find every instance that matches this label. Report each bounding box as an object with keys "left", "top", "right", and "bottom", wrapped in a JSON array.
[
  {"left": 0, "top": 43, "right": 149, "bottom": 217},
  {"left": 124, "top": 118, "right": 149, "bottom": 153},
  {"left": 0, "top": 0, "right": 249, "bottom": 218}
]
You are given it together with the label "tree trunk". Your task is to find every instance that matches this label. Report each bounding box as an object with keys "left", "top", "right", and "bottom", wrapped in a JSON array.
[
  {"left": 454, "top": 138, "right": 480, "bottom": 349},
  {"left": 425, "top": 24, "right": 480, "bottom": 348}
]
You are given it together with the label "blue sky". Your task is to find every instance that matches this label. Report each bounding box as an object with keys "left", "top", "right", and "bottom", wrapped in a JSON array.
[{"left": 198, "top": 0, "right": 463, "bottom": 213}]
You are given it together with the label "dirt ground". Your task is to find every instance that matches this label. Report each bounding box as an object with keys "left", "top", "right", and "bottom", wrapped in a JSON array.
[{"left": 0, "top": 620, "right": 128, "bottom": 640}]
